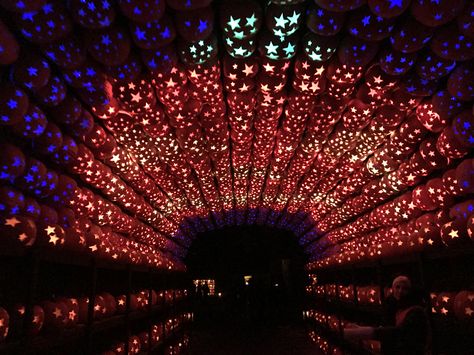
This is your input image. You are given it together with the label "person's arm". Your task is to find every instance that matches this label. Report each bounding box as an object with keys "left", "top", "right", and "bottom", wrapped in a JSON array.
[
  {"left": 373, "top": 307, "right": 427, "bottom": 341},
  {"left": 343, "top": 326, "right": 376, "bottom": 340}
]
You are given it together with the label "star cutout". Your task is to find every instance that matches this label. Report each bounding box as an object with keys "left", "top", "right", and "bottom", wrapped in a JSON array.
[
  {"left": 131, "top": 92, "right": 142, "bottom": 102},
  {"left": 45, "top": 225, "right": 56, "bottom": 235},
  {"left": 53, "top": 308, "right": 62, "bottom": 318},
  {"left": 166, "top": 78, "right": 176, "bottom": 88},
  {"left": 449, "top": 229, "right": 459, "bottom": 239},
  {"left": 265, "top": 41, "right": 278, "bottom": 55},
  {"left": 263, "top": 63, "right": 275, "bottom": 73},
  {"left": 234, "top": 46, "right": 247, "bottom": 57},
  {"left": 315, "top": 66, "right": 325, "bottom": 76},
  {"left": 242, "top": 64, "right": 254, "bottom": 76},
  {"left": 246, "top": 14, "right": 257, "bottom": 27},
  {"left": 227, "top": 16, "right": 240, "bottom": 30},
  {"left": 308, "top": 51, "right": 322, "bottom": 61},
  {"left": 239, "top": 83, "right": 250, "bottom": 92},
  {"left": 5, "top": 217, "right": 20, "bottom": 227},
  {"left": 287, "top": 11, "right": 300, "bottom": 26},
  {"left": 274, "top": 14, "right": 288, "bottom": 28},
  {"left": 283, "top": 42, "right": 296, "bottom": 56},
  {"left": 234, "top": 31, "right": 245, "bottom": 39}
]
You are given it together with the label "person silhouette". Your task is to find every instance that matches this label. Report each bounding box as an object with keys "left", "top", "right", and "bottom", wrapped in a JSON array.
[
  {"left": 202, "top": 281, "right": 210, "bottom": 298},
  {"left": 196, "top": 281, "right": 203, "bottom": 300},
  {"left": 344, "top": 275, "right": 431, "bottom": 355}
]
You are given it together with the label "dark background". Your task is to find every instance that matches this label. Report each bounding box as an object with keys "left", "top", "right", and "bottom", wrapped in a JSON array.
[{"left": 185, "top": 225, "right": 309, "bottom": 324}]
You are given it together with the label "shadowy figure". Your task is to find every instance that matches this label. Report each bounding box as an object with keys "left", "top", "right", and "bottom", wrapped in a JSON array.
[
  {"left": 196, "top": 281, "right": 203, "bottom": 300},
  {"left": 344, "top": 275, "right": 432, "bottom": 355},
  {"left": 202, "top": 281, "right": 210, "bottom": 299}
]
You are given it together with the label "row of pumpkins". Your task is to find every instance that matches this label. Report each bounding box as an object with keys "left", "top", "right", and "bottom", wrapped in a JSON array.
[
  {"left": 306, "top": 311, "right": 381, "bottom": 355},
  {"left": 101, "top": 313, "right": 192, "bottom": 355},
  {"left": 307, "top": 283, "right": 474, "bottom": 321},
  {"left": 0, "top": 288, "right": 188, "bottom": 342}
]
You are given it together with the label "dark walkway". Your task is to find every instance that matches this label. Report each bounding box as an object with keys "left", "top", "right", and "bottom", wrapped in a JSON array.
[
  {"left": 189, "top": 321, "right": 319, "bottom": 355},
  {"left": 188, "top": 300, "right": 320, "bottom": 355}
]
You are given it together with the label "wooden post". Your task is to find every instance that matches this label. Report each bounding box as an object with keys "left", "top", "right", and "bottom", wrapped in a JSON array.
[
  {"left": 23, "top": 249, "right": 40, "bottom": 342},
  {"left": 125, "top": 264, "right": 132, "bottom": 355},
  {"left": 86, "top": 257, "right": 97, "bottom": 354},
  {"left": 148, "top": 267, "right": 153, "bottom": 355}
]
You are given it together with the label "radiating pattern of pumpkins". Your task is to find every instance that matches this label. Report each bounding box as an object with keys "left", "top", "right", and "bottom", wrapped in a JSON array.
[{"left": 0, "top": 0, "right": 472, "bottom": 274}]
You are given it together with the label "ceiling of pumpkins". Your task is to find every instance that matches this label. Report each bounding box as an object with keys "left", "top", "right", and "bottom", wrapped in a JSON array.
[{"left": 0, "top": 0, "right": 473, "bottom": 272}]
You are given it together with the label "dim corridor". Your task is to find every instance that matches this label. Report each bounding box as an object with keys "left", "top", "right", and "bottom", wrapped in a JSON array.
[
  {"left": 188, "top": 299, "right": 319, "bottom": 355},
  {"left": 189, "top": 318, "right": 318, "bottom": 355}
]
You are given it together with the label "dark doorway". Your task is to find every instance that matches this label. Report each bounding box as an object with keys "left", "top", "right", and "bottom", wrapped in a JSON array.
[{"left": 185, "top": 226, "right": 313, "bottom": 354}]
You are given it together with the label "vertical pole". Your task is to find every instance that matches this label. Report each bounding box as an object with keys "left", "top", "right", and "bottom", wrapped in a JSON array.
[
  {"left": 376, "top": 261, "right": 384, "bottom": 310},
  {"left": 86, "top": 257, "right": 97, "bottom": 354},
  {"left": 351, "top": 267, "right": 358, "bottom": 305},
  {"left": 148, "top": 267, "right": 153, "bottom": 355},
  {"left": 23, "top": 249, "right": 40, "bottom": 341},
  {"left": 335, "top": 281, "right": 344, "bottom": 340},
  {"left": 125, "top": 264, "right": 132, "bottom": 355}
]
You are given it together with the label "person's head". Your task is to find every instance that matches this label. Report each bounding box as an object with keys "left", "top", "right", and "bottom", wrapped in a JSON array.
[{"left": 392, "top": 275, "right": 412, "bottom": 301}]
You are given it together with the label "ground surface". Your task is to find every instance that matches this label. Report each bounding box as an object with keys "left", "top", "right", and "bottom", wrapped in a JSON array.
[{"left": 188, "top": 299, "right": 320, "bottom": 355}]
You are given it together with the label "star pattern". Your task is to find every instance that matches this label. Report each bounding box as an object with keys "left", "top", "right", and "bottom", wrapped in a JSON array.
[{"left": 0, "top": 0, "right": 472, "bottom": 293}]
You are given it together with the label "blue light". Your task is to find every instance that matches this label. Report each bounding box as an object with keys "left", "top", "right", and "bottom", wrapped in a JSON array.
[
  {"left": 24, "top": 174, "right": 34, "bottom": 183},
  {"left": 101, "top": 35, "right": 111, "bottom": 46},
  {"left": 161, "top": 27, "right": 171, "bottom": 39},
  {"left": 147, "top": 58, "right": 157, "bottom": 69},
  {"left": 27, "top": 67, "right": 38, "bottom": 76},
  {"left": 7, "top": 99, "right": 17, "bottom": 109},
  {"left": 33, "top": 126, "right": 45, "bottom": 136},
  {"left": 22, "top": 12, "right": 35, "bottom": 21},
  {"left": 362, "top": 16, "right": 371, "bottom": 27},
  {"left": 198, "top": 20, "right": 208, "bottom": 33},
  {"left": 12, "top": 158, "right": 22, "bottom": 167},
  {"left": 86, "top": 67, "right": 96, "bottom": 76},
  {"left": 42, "top": 3, "right": 53, "bottom": 14},
  {"left": 21, "top": 29, "right": 32, "bottom": 38},
  {"left": 135, "top": 27, "right": 147, "bottom": 41}
]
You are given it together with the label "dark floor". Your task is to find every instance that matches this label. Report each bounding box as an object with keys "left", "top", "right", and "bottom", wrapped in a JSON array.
[
  {"left": 189, "top": 321, "right": 319, "bottom": 355},
  {"left": 188, "top": 298, "right": 320, "bottom": 355}
]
